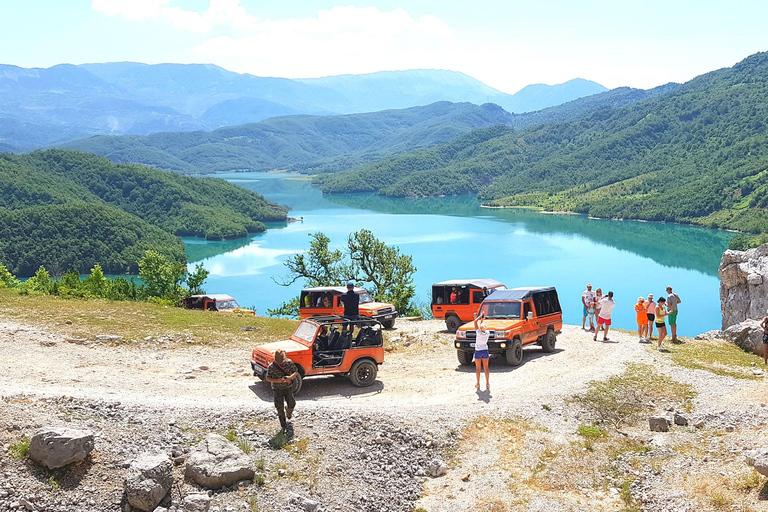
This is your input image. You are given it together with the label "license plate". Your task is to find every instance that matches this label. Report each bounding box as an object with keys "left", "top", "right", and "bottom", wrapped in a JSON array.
[
  {"left": 383, "top": 315, "right": 393, "bottom": 319},
  {"left": 469, "top": 343, "right": 475, "bottom": 348}
]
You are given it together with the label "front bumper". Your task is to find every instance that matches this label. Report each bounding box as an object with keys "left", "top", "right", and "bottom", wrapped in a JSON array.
[
  {"left": 454, "top": 340, "right": 509, "bottom": 354},
  {"left": 251, "top": 360, "right": 267, "bottom": 377}
]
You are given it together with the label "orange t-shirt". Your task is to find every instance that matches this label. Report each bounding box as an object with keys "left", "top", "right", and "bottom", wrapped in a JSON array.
[{"left": 634, "top": 303, "right": 647, "bottom": 324}]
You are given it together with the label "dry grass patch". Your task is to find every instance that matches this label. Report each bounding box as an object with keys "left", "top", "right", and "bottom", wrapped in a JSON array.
[
  {"left": 666, "top": 337, "right": 764, "bottom": 380},
  {"left": 0, "top": 288, "right": 296, "bottom": 346}
]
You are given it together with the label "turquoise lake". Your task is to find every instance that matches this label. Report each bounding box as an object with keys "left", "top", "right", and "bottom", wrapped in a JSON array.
[{"left": 186, "top": 172, "right": 734, "bottom": 337}]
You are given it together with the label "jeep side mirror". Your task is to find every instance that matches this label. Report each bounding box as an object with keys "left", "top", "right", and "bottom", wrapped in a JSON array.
[{"left": 527, "top": 311, "right": 534, "bottom": 320}]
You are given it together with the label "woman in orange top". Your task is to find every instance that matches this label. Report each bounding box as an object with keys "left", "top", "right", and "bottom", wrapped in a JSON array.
[{"left": 634, "top": 297, "right": 647, "bottom": 342}]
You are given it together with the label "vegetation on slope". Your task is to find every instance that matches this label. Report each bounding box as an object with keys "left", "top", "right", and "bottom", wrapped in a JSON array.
[
  {"left": 0, "top": 150, "right": 288, "bottom": 276},
  {"left": 62, "top": 102, "right": 517, "bottom": 175},
  {"left": 318, "top": 52, "right": 768, "bottom": 234}
]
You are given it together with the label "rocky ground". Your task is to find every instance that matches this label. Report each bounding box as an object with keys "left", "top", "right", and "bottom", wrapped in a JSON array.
[{"left": 1, "top": 317, "right": 767, "bottom": 512}]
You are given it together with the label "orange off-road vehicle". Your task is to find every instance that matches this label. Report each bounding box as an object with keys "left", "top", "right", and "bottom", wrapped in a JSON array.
[
  {"left": 250, "top": 316, "right": 384, "bottom": 395},
  {"left": 299, "top": 286, "right": 398, "bottom": 328},
  {"left": 432, "top": 279, "right": 506, "bottom": 332},
  {"left": 182, "top": 294, "right": 255, "bottom": 315},
  {"left": 454, "top": 287, "right": 562, "bottom": 366}
]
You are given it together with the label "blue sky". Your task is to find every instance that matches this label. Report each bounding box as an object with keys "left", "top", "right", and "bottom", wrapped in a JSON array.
[{"left": 1, "top": 1, "right": 767, "bottom": 94}]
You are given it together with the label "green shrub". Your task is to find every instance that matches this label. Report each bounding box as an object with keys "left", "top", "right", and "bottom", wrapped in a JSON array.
[{"left": 9, "top": 437, "right": 30, "bottom": 459}]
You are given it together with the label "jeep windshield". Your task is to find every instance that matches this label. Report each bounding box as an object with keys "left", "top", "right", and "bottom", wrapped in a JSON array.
[
  {"left": 479, "top": 301, "right": 521, "bottom": 319},
  {"left": 358, "top": 292, "right": 375, "bottom": 304},
  {"left": 292, "top": 320, "right": 319, "bottom": 346},
  {"left": 216, "top": 299, "right": 240, "bottom": 310}
]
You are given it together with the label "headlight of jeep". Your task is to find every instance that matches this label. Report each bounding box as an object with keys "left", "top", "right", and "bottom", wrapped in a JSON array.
[
  {"left": 500, "top": 342, "right": 507, "bottom": 348},
  {"left": 455, "top": 342, "right": 461, "bottom": 348}
]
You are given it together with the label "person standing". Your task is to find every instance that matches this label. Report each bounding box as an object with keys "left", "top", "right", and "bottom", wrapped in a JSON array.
[
  {"left": 340, "top": 282, "right": 360, "bottom": 321},
  {"left": 655, "top": 297, "right": 671, "bottom": 351},
  {"left": 645, "top": 294, "right": 656, "bottom": 341},
  {"left": 634, "top": 297, "right": 647, "bottom": 342},
  {"left": 581, "top": 283, "right": 596, "bottom": 331},
  {"left": 450, "top": 287, "right": 459, "bottom": 304},
  {"left": 265, "top": 349, "right": 298, "bottom": 435},
  {"left": 473, "top": 311, "right": 491, "bottom": 390},
  {"left": 666, "top": 286, "right": 682, "bottom": 343},
  {"left": 593, "top": 291, "right": 616, "bottom": 342}
]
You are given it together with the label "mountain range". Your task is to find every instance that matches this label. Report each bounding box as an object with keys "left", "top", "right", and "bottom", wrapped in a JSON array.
[
  {"left": 0, "top": 62, "right": 606, "bottom": 150},
  {"left": 317, "top": 52, "right": 768, "bottom": 234}
]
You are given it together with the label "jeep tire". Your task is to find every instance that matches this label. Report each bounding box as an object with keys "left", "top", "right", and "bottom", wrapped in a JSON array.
[
  {"left": 382, "top": 319, "right": 395, "bottom": 329},
  {"left": 457, "top": 349, "right": 473, "bottom": 366},
  {"left": 349, "top": 359, "right": 377, "bottom": 387},
  {"left": 445, "top": 315, "right": 461, "bottom": 333},
  {"left": 541, "top": 328, "right": 557, "bottom": 353},
  {"left": 506, "top": 338, "right": 523, "bottom": 366}
]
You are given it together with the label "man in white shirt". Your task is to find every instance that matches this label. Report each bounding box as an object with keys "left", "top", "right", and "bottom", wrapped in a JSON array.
[
  {"left": 581, "top": 283, "right": 596, "bottom": 331},
  {"left": 593, "top": 291, "right": 616, "bottom": 342}
]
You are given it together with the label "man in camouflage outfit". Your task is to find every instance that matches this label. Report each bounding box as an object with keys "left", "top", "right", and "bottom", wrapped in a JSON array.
[{"left": 265, "top": 349, "right": 298, "bottom": 434}]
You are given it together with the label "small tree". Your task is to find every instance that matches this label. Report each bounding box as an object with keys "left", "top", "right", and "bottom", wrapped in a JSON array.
[
  {"left": 139, "top": 250, "right": 187, "bottom": 302},
  {"left": 25, "top": 266, "right": 53, "bottom": 294},
  {"left": 0, "top": 262, "right": 18, "bottom": 288},
  {"left": 83, "top": 264, "right": 107, "bottom": 297},
  {"left": 272, "top": 230, "right": 418, "bottom": 317},
  {"left": 185, "top": 264, "right": 209, "bottom": 295}
]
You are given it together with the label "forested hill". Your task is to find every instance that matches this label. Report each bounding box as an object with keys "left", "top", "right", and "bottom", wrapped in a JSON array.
[
  {"left": 62, "top": 102, "right": 516, "bottom": 174},
  {"left": 0, "top": 150, "right": 288, "bottom": 276},
  {"left": 318, "top": 52, "right": 768, "bottom": 234}
]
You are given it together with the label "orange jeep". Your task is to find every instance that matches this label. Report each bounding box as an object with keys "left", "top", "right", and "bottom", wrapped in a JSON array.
[
  {"left": 454, "top": 287, "right": 562, "bottom": 366},
  {"left": 432, "top": 279, "right": 506, "bottom": 332},
  {"left": 299, "top": 286, "right": 398, "bottom": 328},
  {"left": 250, "top": 316, "right": 384, "bottom": 394},
  {"left": 182, "top": 294, "right": 255, "bottom": 315}
]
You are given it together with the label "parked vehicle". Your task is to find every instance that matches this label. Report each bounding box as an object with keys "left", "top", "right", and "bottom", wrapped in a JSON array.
[
  {"left": 182, "top": 294, "right": 255, "bottom": 315},
  {"left": 432, "top": 279, "right": 506, "bottom": 332},
  {"left": 454, "top": 287, "right": 562, "bottom": 366},
  {"left": 250, "top": 316, "right": 384, "bottom": 394},
  {"left": 299, "top": 286, "right": 398, "bottom": 328}
]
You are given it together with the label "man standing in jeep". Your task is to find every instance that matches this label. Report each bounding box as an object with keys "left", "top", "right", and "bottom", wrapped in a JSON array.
[
  {"left": 265, "top": 349, "right": 298, "bottom": 435},
  {"left": 340, "top": 282, "right": 360, "bottom": 321}
]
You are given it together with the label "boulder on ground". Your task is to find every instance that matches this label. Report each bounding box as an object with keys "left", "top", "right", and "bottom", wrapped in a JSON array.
[
  {"left": 426, "top": 459, "right": 448, "bottom": 477},
  {"left": 179, "top": 493, "right": 211, "bottom": 512},
  {"left": 184, "top": 434, "right": 254, "bottom": 489},
  {"left": 649, "top": 416, "right": 670, "bottom": 432},
  {"left": 745, "top": 447, "right": 768, "bottom": 477},
  {"left": 29, "top": 427, "right": 94, "bottom": 469},
  {"left": 722, "top": 320, "right": 764, "bottom": 354},
  {"left": 674, "top": 412, "right": 690, "bottom": 426},
  {"left": 124, "top": 453, "right": 173, "bottom": 512}
]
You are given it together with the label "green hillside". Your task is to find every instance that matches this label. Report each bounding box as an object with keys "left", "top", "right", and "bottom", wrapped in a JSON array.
[
  {"left": 318, "top": 52, "right": 768, "bottom": 234},
  {"left": 62, "top": 102, "right": 516, "bottom": 174},
  {"left": 0, "top": 150, "right": 289, "bottom": 276}
]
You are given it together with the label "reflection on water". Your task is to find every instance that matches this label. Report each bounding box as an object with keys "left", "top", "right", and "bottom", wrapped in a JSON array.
[{"left": 190, "top": 172, "right": 734, "bottom": 336}]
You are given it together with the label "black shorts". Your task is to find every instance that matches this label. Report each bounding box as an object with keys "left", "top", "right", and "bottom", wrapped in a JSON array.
[
  {"left": 763, "top": 332, "right": 768, "bottom": 344},
  {"left": 646, "top": 313, "right": 655, "bottom": 322},
  {"left": 655, "top": 322, "right": 665, "bottom": 329}
]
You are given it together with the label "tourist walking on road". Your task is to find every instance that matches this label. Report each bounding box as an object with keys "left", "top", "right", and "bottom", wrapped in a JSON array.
[
  {"left": 594, "top": 291, "right": 616, "bottom": 342},
  {"left": 761, "top": 311, "right": 768, "bottom": 365},
  {"left": 634, "top": 297, "right": 647, "bottom": 342},
  {"left": 666, "top": 286, "right": 682, "bottom": 343},
  {"left": 655, "top": 297, "right": 671, "bottom": 351},
  {"left": 473, "top": 312, "right": 491, "bottom": 390},
  {"left": 266, "top": 349, "right": 299, "bottom": 435},
  {"left": 582, "top": 283, "right": 596, "bottom": 331},
  {"left": 646, "top": 294, "right": 656, "bottom": 340}
]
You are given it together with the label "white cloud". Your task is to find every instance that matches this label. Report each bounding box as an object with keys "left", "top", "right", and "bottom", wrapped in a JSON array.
[{"left": 91, "top": 0, "right": 259, "bottom": 33}]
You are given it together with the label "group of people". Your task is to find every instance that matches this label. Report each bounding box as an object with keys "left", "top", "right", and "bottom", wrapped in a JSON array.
[
  {"left": 580, "top": 284, "right": 617, "bottom": 341},
  {"left": 267, "top": 282, "right": 361, "bottom": 435},
  {"left": 633, "top": 287, "right": 681, "bottom": 350},
  {"left": 581, "top": 283, "right": 681, "bottom": 350}
]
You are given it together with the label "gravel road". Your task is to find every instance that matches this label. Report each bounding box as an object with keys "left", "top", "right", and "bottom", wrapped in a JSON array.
[{"left": 1, "top": 317, "right": 766, "bottom": 512}]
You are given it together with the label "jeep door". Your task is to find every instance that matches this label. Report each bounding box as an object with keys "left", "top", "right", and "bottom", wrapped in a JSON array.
[{"left": 521, "top": 301, "right": 540, "bottom": 343}]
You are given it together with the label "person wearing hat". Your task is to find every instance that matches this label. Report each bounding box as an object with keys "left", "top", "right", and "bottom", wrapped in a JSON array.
[
  {"left": 645, "top": 294, "right": 656, "bottom": 340},
  {"left": 340, "top": 281, "right": 360, "bottom": 321},
  {"left": 265, "top": 349, "right": 298, "bottom": 435},
  {"left": 581, "top": 283, "right": 596, "bottom": 331}
]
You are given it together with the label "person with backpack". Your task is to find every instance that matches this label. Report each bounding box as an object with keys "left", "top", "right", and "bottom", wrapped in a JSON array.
[{"left": 265, "top": 349, "right": 298, "bottom": 435}]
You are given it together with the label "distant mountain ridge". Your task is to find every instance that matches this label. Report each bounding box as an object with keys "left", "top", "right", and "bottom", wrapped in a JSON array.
[
  {"left": 0, "top": 61, "right": 606, "bottom": 150},
  {"left": 317, "top": 51, "right": 768, "bottom": 235}
]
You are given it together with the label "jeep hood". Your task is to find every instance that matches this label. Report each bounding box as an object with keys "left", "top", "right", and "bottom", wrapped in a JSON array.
[
  {"left": 252, "top": 339, "right": 306, "bottom": 357},
  {"left": 457, "top": 319, "right": 523, "bottom": 331},
  {"left": 360, "top": 302, "right": 395, "bottom": 312}
]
